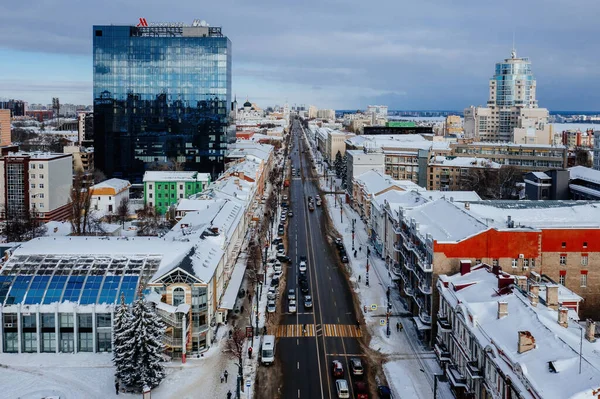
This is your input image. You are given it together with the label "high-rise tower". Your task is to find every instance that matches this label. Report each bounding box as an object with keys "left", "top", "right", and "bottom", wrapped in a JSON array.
[{"left": 93, "top": 19, "right": 232, "bottom": 181}]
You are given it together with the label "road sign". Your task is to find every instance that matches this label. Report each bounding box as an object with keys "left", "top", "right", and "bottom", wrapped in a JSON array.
[
  {"left": 371, "top": 304, "right": 378, "bottom": 311},
  {"left": 380, "top": 319, "right": 386, "bottom": 326}
]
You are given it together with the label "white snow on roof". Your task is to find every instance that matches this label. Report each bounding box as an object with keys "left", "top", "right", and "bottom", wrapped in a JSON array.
[
  {"left": 464, "top": 201, "right": 600, "bottom": 229},
  {"left": 227, "top": 158, "right": 261, "bottom": 180},
  {"left": 404, "top": 199, "right": 488, "bottom": 242},
  {"left": 569, "top": 166, "right": 600, "bottom": 185},
  {"left": 372, "top": 190, "right": 429, "bottom": 211},
  {"left": 439, "top": 267, "right": 598, "bottom": 399},
  {"left": 219, "top": 255, "right": 247, "bottom": 310},
  {"left": 422, "top": 191, "right": 481, "bottom": 202},
  {"left": 355, "top": 170, "right": 406, "bottom": 195},
  {"left": 92, "top": 178, "right": 131, "bottom": 194},
  {"left": 470, "top": 141, "right": 567, "bottom": 149},
  {"left": 430, "top": 156, "right": 500, "bottom": 168},
  {"left": 531, "top": 171, "right": 551, "bottom": 179},
  {"left": 143, "top": 171, "right": 200, "bottom": 182},
  {"left": 346, "top": 134, "right": 450, "bottom": 151},
  {"left": 569, "top": 184, "right": 600, "bottom": 198}
]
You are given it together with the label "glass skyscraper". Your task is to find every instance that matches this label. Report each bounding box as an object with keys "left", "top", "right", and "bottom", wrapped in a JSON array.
[
  {"left": 490, "top": 50, "right": 537, "bottom": 108},
  {"left": 93, "top": 22, "right": 232, "bottom": 181}
]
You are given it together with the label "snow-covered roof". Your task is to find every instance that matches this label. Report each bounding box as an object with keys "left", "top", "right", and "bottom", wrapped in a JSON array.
[
  {"left": 438, "top": 266, "right": 598, "bottom": 399},
  {"left": 372, "top": 190, "right": 429, "bottom": 212},
  {"left": 219, "top": 255, "right": 247, "bottom": 310},
  {"left": 469, "top": 141, "right": 567, "bottom": 149},
  {"left": 92, "top": 178, "right": 131, "bottom": 194},
  {"left": 143, "top": 171, "right": 201, "bottom": 183},
  {"left": 464, "top": 201, "right": 600, "bottom": 229},
  {"left": 421, "top": 191, "right": 481, "bottom": 202},
  {"left": 227, "top": 158, "right": 261, "bottom": 180},
  {"left": 346, "top": 134, "right": 450, "bottom": 151},
  {"left": 569, "top": 166, "right": 600, "bottom": 185},
  {"left": 404, "top": 199, "right": 488, "bottom": 242},
  {"left": 530, "top": 171, "right": 551, "bottom": 179},
  {"left": 355, "top": 170, "right": 405, "bottom": 195},
  {"left": 43, "top": 221, "right": 122, "bottom": 236},
  {"left": 430, "top": 156, "right": 500, "bottom": 169}
]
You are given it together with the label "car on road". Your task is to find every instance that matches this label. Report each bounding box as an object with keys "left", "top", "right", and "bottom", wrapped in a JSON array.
[
  {"left": 332, "top": 360, "right": 344, "bottom": 377},
  {"left": 288, "top": 300, "right": 296, "bottom": 313},
  {"left": 341, "top": 255, "right": 349, "bottom": 263},
  {"left": 335, "top": 238, "right": 344, "bottom": 249},
  {"left": 277, "top": 242, "right": 285, "bottom": 251},
  {"left": 272, "top": 271, "right": 283, "bottom": 280},
  {"left": 278, "top": 227, "right": 285, "bottom": 236},
  {"left": 277, "top": 254, "right": 291, "bottom": 263},
  {"left": 299, "top": 258, "right": 307, "bottom": 272},
  {"left": 267, "top": 287, "right": 277, "bottom": 300},
  {"left": 303, "top": 295, "right": 313, "bottom": 309},
  {"left": 283, "top": 195, "right": 288, "bottom": 201},
  {"left": 350, "top": 358, "right": 364, "bottom": 375},
  {"left": 300, "top": 281, "right": 309, "bottom": 294},
  {"left": 377, "top": 386, "right": 391, "bottom": 399},
  {"left": 280, "top": 214, "right": 287, "bottom": 222},
  {"left": 288, "top": 289, "right": 296, "bottom": 301},
  {"left": 335, "top": 379, "right": 350, "bottom": 399},
  {"left": 308, "top": 203, "right": 315, "bottom": 211},
  {"left": 272, "top": 238, "right": 283, "bottom": 245},
  {"left": 273, "top": 262, "right": 282, "bottom": 272},
  {"left": 316, "top": 199, "right": 322, "bottom": 206},
  {"left": 267, "top": 300, "right": 276, "bottom": 313},
  {"left": 270, "top": 277, "right": 280, "bottom": 287},
  {"left": 354, "top": 381, "right": 369, "bottom": 399},
  {"left": 288, "top": 210, "right": 293, "bottom": 217}
]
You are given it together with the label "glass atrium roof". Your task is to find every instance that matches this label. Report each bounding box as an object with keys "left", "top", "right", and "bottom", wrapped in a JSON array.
[{"left": 0, "top": 254, "right": 163, "bottom": 306}]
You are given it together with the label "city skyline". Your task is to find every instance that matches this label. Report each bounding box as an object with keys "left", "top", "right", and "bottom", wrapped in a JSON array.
[{"left": 1, "top": 0, "right": 600, "bottom": 110}]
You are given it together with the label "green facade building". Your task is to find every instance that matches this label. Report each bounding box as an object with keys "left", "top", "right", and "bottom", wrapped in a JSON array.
[{"left": 143, "top": 171, "right": 211, "bottom": 214}]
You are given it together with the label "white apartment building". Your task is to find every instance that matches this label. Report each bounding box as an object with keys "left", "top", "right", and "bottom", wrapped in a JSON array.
[
  {"left": 90, "top": 178, "right": 132, "bottom": 214},
  {"left": 367, "top": 105, "right": 388, "bottom": 119},
  {"left": 0, "top": 152, "right": 72, "bottom": 221},
  {"left": 464, "top": 50, "right": 551, "bottom": 143},
  {"left": 317, "top": 109, "right": 335, "bottom": 121},
  {"left": 308, "top": 105, "right": 318, "bottom": 119},
  {"left": 344, "top": 148, "right": 385, "bottom": 192}
]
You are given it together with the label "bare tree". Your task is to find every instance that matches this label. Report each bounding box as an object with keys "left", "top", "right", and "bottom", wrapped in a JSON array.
[
  {"left": 574, "top": 147, "right": 593, "bottom": 167},
  {"left": 93, "top": 169, "right": 107, "bottom": 184},
  {"left": 3, "top": 206, "right": 46, "bottom": 242},
  {"left": 459, "top": 165, "right": 522, "bottom": 200},
  {"left": 223, "top": 326, "right": 246, "bottom": 398},
  {"left": 136, "top": 205, "right": 168, "bottom": 236},
  {"left": 117, "top": 198, "right": 130, "bottom": 228},
  {"left": 69, "top": 171, "right": 94, "bottom": 235}
]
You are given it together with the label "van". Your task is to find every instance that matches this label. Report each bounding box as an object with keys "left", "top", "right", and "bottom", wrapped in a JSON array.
[
  {"left": 335, "top": 379, "right": 349, "bottom": 398},
  {"left": 261, "top": 335, "right": 276, "bottom": 365}
]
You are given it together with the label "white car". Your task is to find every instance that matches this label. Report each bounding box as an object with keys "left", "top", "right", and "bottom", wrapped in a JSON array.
[
  {"left": 267, "top": 300, "right": 277, "bottom": 313},
  {"left": 280, "top": 214, "right": 287, "bottom": 222},
  {"left": 299, "top": 260, "right": 307, "bottom": 272},
  {"left": 283, "top": 195, "right": 288, "bottom": 200},
  {"left": 273, "top": 262, "right": 282, "bottom": 272},
  {"left": 288, "top": 300, "right": 297, "bottom": 313}
]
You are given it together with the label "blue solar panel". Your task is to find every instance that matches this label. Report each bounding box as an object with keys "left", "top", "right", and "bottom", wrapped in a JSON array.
[
  {"left": 5, "top": 276, "right": 33, "bottom": 305},
  {"left": 43, "top": 275, "right": 69, "bottom": 304},
  {"left": 119, "top": 276, "right": 139, "bottom": 304},
  {"left": 79, "top": 276, "right": 103, "bottom": 305},
  {"left": 62, "top": 275, "right": 86, "bottom": 303},
  {"left": 97, "top": 276, "right": 122, "bottom": 305},
  {"left": 0, "top": 276, "right": 15, "bottom": 305},
  {"left": 24, "top": 276, "right": 51, "bottom": 304}
]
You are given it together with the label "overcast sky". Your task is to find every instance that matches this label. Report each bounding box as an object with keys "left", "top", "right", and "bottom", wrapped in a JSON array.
[{"left": 1, "top": 0, "right": 599, "bottom": 110}]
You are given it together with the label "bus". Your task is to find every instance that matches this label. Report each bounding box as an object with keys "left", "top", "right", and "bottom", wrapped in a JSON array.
[{"left": 261, "top": 335, "right": 276, "bottom": 365}]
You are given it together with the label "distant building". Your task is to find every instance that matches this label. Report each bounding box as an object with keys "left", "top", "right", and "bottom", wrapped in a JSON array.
[
  {"left": 464, "top": 50, "right": 551, "bottom": 143},
  {"left": 0, "top": 152, "right": 72, "bottom": 221},
  {"left": 344, "top": 149, "right": 385, "bottom": 193},
  {"left": 26, "top": 110, "right": 53, "bottom": 122},
  {"left": 0, "top": 99, "right": 25, "bottom": 117},
  {"left": 443, "top": 115, "right": 462, "bottom": 136},
  {"left": 523, "top": 166, "right": 600, "bottom": 200},
  {"left": 363, "top": 124, "right": 434, "bottom": 135},
  {"left": 426, "top": 156, "right": 500, "bottom": 191},
  {"left": 307, "top": 105, "right": 318, "bottom": 119},
  {"left": 594, "top": 131, "right": 600, "bottom": 171},
  {"left": 63, "top": 145, "right": 94, "bottom": 176},
  {"left": 143, "top": 171, "right": 211, "bottom": 214},
  {"left": 0, "top": 109, "right": 10, "bottom": 147},
  {"left": 367, "top": 105, "right": 388, "bottom": 119},
  {"left": 93, "top": 20, "right": 231, "bottom": 181},
  {"left": 90, "top": 178, "right": 132, "bottom": 214}
]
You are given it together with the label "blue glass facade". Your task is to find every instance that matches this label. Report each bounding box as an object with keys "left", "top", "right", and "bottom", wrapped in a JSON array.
[
  {"left": 93, "top": 24, "right": 232, "bottom": 182},
  {"left": 493, "top": 58, "right": 534, "bottom": 108}
]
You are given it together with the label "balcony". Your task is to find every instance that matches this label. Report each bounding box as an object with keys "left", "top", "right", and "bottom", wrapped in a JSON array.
[
  {"left": 162, "top": 334, "right": 184, "bottom": 347},
  {"left": 403, "top": 284, "right": 415, "bottom": 298},
  {"left": 434, "top": 340, "right": 451, "bottom": 362},
  {"left": 392, "top": 262, "right": 402, "bottom": 276},
  {"left": 403, "top": 239, "right": 413, "bottom": 251},
  {"left": 467, "top": 361, "right": 483, "bottom": 379},
  {"left": 393, "top": 242, "right": 403, "bottom": 252},
  {"left": 404, "top": 260, "right": 415, "bottom": 272},
  {"left": 417, "top": 257, "right": 433, "bottom": 272},
  {"left": 392, "top": 223, "right": 403, "bottom": 234},
  {"left": 156, "top": 307, "right": 183, "bottom": 327},
  {"left": 447, "top": 365, "right": 468, "bottom": 389},
  {"left": 437, "top": 316, "right": 452, "bottom": 333},
  {"left": 418, "top": 281, "right": 432, "bottom": 295},
  {"left": 418, "top": 310, "right": 431, "bottom": 325}
]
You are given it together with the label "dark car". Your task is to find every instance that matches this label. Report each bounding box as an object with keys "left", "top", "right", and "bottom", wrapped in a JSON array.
[
  {"left": 270, "top": 277, "right": 280, "bottom": 287},
  {"left": 277, "top": 243, "right": 285, "bottom": 251},
  {"left": 278, "top": 228, "right": 285, "bottom": 236},
  {"left": 277, "top": 254, "right": 291, "bottom": 263},
  {"left": 335, "top": 238, "right": 344, "bottom": 249},
  {"left": 331, "top": 360, "right": 344, "bottom": 378},
  {"left": 300, "top": 283, "right": 309, "bottom": 295},
  {"left": 341, "top": 255, "right": 349, "bottom": 263},
  {"left": 272, "top": 238, "right": 283, "bottom": 245},
  {"left": 354, "top": 381, "right": 369, "bottom": 399},
  {"left": 377, "top": 386, "right": 391, "bottom": 399}
]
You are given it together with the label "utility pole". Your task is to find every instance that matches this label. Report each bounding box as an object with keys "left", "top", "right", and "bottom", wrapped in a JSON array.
[{"left": 352, "top": 219, "right": 355, "bottom": 251}]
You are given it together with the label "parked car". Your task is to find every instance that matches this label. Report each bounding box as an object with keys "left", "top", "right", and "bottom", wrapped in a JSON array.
[
  {"left": 277, "top": 254, "right": 291, "bottom": 263},
  {"left": 304, "top": 295, "right": 313, "bottom": 309},
  {"left": 316, "top": 199, "right": 322, "bottom": 206},
  {"left": 273, "top": 262, "right": 282, "bottom": 272},
  {"left": 273, "top": 271, "right": 283, "bottom": 280},
  {"left": 280, "top": 214, "right": 287, "bottom": 222},
  {"left": 299, "top": 259, "right": 307, "bottom": 272},
  {"left": 332, "top": 360, "right": 344, "bottom": 377},
  {"left": 288, "top": 289, "right": 296, "bottom": 301},
  {"left": 267, "top": 287, "right": 277, "bottom": 300},
  {"left": 278, "top": 227, "right": 285, "bottom": 236},
  {"left": 288, "top": 211, "right": 293, "bottom": 217},
  {"left": 283, "top": 195, "right": 288, "bottom": 201},
  {"left": 336, "top": 379, "right": 349, "bottom": 399},
  {"left": 354, "top": 381, "right": 369, "bottom": 399},
  {"left": 277, "top": 243, "right": 285, "bottom": 251},
  {"left": 270, "top": 277, "right": 280, "bottom": 287},
  {"left": 272, "top": 238, "right": 283, "bottom": 245},
  {"left": 335, "top": 238, "right": 344, "bottom": 249},
  {"left": 341, "top": 255, "right": 349, "bottom": 263},
  {"left": 267, "top": 300, "right": 277, "bottom": 313},
  {"left": 350, "top": 358, "right": 364, "bottom": 375},
  {"left": 377, "top": 386, "right": 392, "bottom": 399},
  {"left": 288, "top": 300, "right": 297, "bottom": 313}
]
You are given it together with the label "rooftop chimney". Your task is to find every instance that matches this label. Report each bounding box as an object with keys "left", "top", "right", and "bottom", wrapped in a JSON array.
[
  {"left": 517, "top": 331, "right": 536, "bottom": 354},
  {"left": 460, "top": 260, "right": 471, "bottom": 276},
  {"left": 546, "top": 285, "right": 559, "bottom": 310},
  {"left": 529, "top": 284, "right": 539, "bottom": 307},
  {"left": 498, "top": 273, "right": 513, "bottom": 290},
  {"left": 497, "top": 301, "right": 508, "bottom": 319},
  {"left": 515, "top": 276, "right": 527, "bottom": 291},
  {"left": 558, "top": 307, "right": 569, "bottom": 328},
  {"left": 586, "top": 319, "right": 596, "bottom": 343},
  {"left": 492, "top": 264, "right": 501, "bottom": 275},
  {"left": 465, "top": 202, "right": 470, "bottom": 210}
]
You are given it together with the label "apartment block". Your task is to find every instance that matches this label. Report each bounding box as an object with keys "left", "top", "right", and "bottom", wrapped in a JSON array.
[
  {"left": 0, "top": 109, "right": 10, "bottom": 147},
  {"left": 427, "top": 156, "right": 500, "bottom": 191},
  {"left": 143, "top": 171, "right": 211, "bottom": 215},
  {"left": 0, "top": 152, "right": 72, "bottom": 221}
]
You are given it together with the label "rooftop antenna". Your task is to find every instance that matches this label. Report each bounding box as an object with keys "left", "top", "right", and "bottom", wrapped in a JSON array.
[{"left": 511, "top": 31, "right": 516, "bottom": 59}]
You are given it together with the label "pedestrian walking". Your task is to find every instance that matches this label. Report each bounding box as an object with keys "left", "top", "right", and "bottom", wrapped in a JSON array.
[
  {"left": 220, "top": 374, "right": 224, "bottom": 383},
  {"left": 263, "top": 326, "right": 267, "bottom": 335},
  {"left": 359, "top": 246, "right": 362, "bottom": 252},
  {"left": 227, "top": 390, "right": 232, "bottom": 399},
  {"left": 354, "top": 250, "right": 357, "bottom": 258},
  {"left": 229, "top": 330, "right": 233, "bottom": 339},
  {"left": 224, "top": 370, "right": 229, "bottom": 383},
  {"left": 241, "top": 305, "right": 244, "bottom": 314},
  {"left": 115, "top": 380, "right": 119, "bottom": 395},
  {"left": 358, "top": 275, "right": 362, "bottom": 283},
  {"left": 248, "top": 346, "right": 253, "bottom": 359},
  {"left": 396, "top": 322, "right": 400, "bottom": 332}
]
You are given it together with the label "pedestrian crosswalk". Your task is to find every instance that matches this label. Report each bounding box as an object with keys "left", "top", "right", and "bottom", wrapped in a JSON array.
[{"left": 275, "top": 324, "right": 362, "bottom": 338}]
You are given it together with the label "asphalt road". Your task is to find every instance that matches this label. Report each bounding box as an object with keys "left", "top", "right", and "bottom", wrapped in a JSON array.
[{"left": 276, "top": 119, "right": 365, "bottom": 399}]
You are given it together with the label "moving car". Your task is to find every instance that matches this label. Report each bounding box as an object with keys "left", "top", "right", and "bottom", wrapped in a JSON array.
[
  {"left": 308, "top": 203, "right": 315, "bottom": 211},
  {"left": 304, "top": 295, "right": 313, "bottom": 309},
  {"left": 331, "top": 360, "right": 344, "bottom": 377},
  {"left": 377, "top": 386, "right": 392, "bottom": 399},
  {"left": 288, "top": 210, "right": 293, "bottom": 217},
  {"left": 288, "top": 289, "right": 296, "bottom": 301},
  {"left": 354, "top": 381, "right": 369, "bottom": 399},
  {"left": 300, "top": 280, "right": 310, "bottom": 294},
  {"left": 350, "top": 358, "right": 364, "bottom": 375},
  {"left": 335, "top": 379, "right": 350, "bottom": 399},
  {"left": 267, "top": 300, "right": 276, "bottom": 313},
  {"left": 288, "top": 300, "right": 296, "bottom": 313},
  {"left": 299, "top": 259, "right": 307, "bottom": 272}
]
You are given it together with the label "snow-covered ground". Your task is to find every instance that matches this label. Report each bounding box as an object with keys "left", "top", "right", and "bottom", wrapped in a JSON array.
[{"left": 300, "top": 123, "right": 453, "bottom": 398}]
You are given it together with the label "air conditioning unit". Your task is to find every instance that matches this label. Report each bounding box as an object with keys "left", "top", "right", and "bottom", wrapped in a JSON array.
[
  {"left": 4, "top": 323, "right": 13, "bottom": 328},
  {"left": 519, "top": 254, "right": 524, "bottom": 259}
]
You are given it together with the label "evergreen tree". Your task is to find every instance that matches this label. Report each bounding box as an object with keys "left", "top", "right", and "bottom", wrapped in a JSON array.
[
  {"left": 341, "top": 153, "right": 348, "bottom": 187},
  {"left": 334, "top": 150, "right": 343, "bottom": 178},
  {"left": 113, "top": 294, "right": 135, "bottom": 385},
  {"left": 121, "top": 298, "right": 166, "bottom": 392}
]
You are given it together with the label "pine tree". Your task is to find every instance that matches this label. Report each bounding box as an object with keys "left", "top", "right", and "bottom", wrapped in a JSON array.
[
  {"left": 334, "top": 150, "right": 343, "bottom": 178},
  {"left": 113, "top": 294, "right": 135, "bottom": 385},
  {"left": 341, "top": 153, "right": 348, "bottom": 187},
  {"left": 121, "top": 298, "right": 166, "bottom": 392}
]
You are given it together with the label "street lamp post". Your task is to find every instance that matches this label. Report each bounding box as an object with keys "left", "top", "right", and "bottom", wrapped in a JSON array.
[{"left": 352, "top": 219, "right": 355, "bottom": 251}]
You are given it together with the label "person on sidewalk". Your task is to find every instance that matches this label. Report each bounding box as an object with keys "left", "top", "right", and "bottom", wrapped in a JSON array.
[
  {"left": 227, "top": 390, "right": 232, "bottom": 399},
  {"left": 115, "top": 380, "right": 119, "bottom": 395},
  {"left": 248, "top": 346, "right": 253, "bottom": 359},
  {"left": 358, "top": 275, "right": 361, "bottom": 283},
  {"left": 220, "top": 373, "right": 224, "bottom": 383},
  {"left": 224, "top": 370, "right": 229, "bottom": 383}
]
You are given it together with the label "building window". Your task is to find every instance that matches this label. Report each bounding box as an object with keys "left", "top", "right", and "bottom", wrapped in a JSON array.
[
  {"left": 79, "top": 332, "right": 93, "bottom": 352},
  {"left": 31, "top": 164, "right": 35, "bottom": 169},
  {"left": 583, "top": 242, "right": 588, "bottom": 248},
  {"left": 530, "top": 259, "right": 535, "bottom": 268},
  {"left": 562, "top": 242, "right": 566, "bottom": 248},
  {"left": 41, "top": 313, "right": 55, "bottom": 328},
  {"left": 149, "top": 184, "right": 153, "bottom": 189},
  {"left": 559, "top": 272, "right": 566, "bottom": 286},
  {"left": 31, "top": 183, "right": 35, "bottom": 189},
  {"left": 581, "top": 273, "right": 588, "bottom": 288},
  {"left": 60, "top": 313, "right": 74, "bottom": 328},
  {"left": 173, "top": 287, "right": 185, "bottom": 306},
  {"left": 22, "top": 332, "right": 37, "bottom": 353},
  {"left": 39, "top": 203, "right": 44, "bottom": 208},
  {"left": 60, "top": 332, "right": 74, "bottom": 352},
  {"left": 158, "top": 193, "right": 162, "bottom": 198},
  {"left": 22, "top": 314, "right": 36, "bottom": 328},
  {"left": 158, "top": 184, "right": 161, "bottom": 190},
  {"left": 78, "top": 314, "right": 92, "bottom": 328},
  {"left": 476, "top": 259, "right": 481, "bottom": 265},
  {"left": 492, "top": 259, "right": 499, "bottom": 267},
  {"left": 39, "top": 193, "right": 44, "bottom": 198},
  {"left": 180, "top": 194, "right": 183, "bottom": 199},
  {"left": 180, "top": 184, "right": 183, "bottom": 190},
  {"left": 39, "top": 183, "right": 44, "bottom": 189},
  {"left": 149, "top": 193, "right": 153, "bottom": 199},
  {"left": 171, "top": 184, "right": 175, "bottom": 190},
  {"left": 97, "top": 332, "right": 112, "bottom": 352},
  {"left": 31, "top": 174, "right": 35, "bottom": 178},
  {"left": 38, "top": 164, "right": 44, "bottom": 169},
  {"left": 96, "top": 313, "right": 111, "bottom": 328},
  {"left": 42, "top": 332, "right": 56, "bottom": 352},
  {"left": 523, "top": 258, "right": 529, "bottom": 268},
  {"left": 3, "top": 332, "right": 18, "bottom": 353},
  {"left": 582, "top": 255, "right": 588, "bottom": 266},
  {"left": 512, "top": 259, "right": 518, "bottom": 268},
  {"left": 560, "top": 255, "right": 566, "bottom": 265},
  {"left": 39, "top": 174, "right": 44, "bottom": 179}
]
